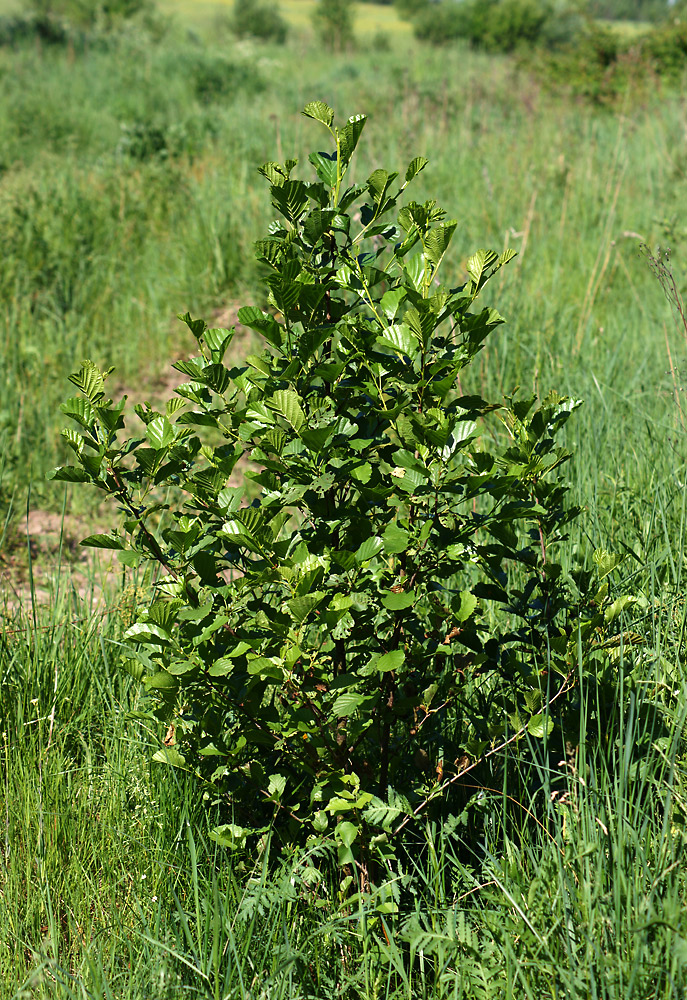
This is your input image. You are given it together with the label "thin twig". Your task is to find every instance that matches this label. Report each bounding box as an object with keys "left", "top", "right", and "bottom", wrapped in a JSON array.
[{"left": 392, "top": 669, "right": 573, "bottom": 837}]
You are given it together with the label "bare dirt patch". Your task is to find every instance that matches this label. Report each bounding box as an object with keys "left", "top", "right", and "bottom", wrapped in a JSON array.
[{"left": 1, "top": 303, "right": 256, "bottom": 623}]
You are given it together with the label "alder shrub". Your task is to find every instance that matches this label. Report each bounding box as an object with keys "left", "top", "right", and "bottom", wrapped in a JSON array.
[{"left": 53, "top": 102, "right": 592, "bottom": 871}]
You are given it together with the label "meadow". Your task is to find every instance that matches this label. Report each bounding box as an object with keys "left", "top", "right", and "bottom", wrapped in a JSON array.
[{"left": 2, "top": 2, "right": 687, "bottom": 996}]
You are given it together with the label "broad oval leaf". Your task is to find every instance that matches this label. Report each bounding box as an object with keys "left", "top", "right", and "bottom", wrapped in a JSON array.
[
  {"left": 146, "top": 416, "right": 175, "bottom": 450},
  {"left": 355, "top": 536, "right": 383, "bottom": 564},
  {"left": 381, "top": 590, "right": 415, "bottom": 611},
  {"left": 210, "top": 823, "right": 249, "bottom": 849},
  {"left": 405, "top": 156, "right": 428, "bottom": 183},
  {"left": 377, "top": 323, "right": 419, "bottom": 357},
  {"left": 382, "top": 523, "right": 410, "bottom": 554},
  {"left": 332, "top": 692, "right": 365, "bottom": 718},
  {"left": 302, "top": 101, "right": 334, "bottom": 127},
  {"left": 152, "top": 746, "right": 186, "bottom": 766},
  {"left": 375, "top": 649, "right": 405, "bottom": 673},
  {"left": 68, "top": 360, "right": 105, "bottom": 403},
  {"left": 286, "top": 592, "right": 326, "bottom": 625},
  {"left": 337, "top": 820, "right": 359, "bottom": 848},
  {"left": 527, "top": 713, "right": 554, "bottom": 739},
  {"left": 48, "top": 466, "right": 90, "bottom": 483},
  {"left": 269, "top": 389, "right": 305, "bottom": 432},
  {"left": 124, "top": 622, "right": 172, "bottom": 646},
  {"left": 60, "top": 397, "right": 95, "bottom": 429},
  {"left": 80, "top": 532, "right": 126, "bottom": 550}
]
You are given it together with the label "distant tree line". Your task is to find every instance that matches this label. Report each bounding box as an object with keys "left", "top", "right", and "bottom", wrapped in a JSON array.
[{"left": 361, "top": 0, "right": 678, "bottom": 23}]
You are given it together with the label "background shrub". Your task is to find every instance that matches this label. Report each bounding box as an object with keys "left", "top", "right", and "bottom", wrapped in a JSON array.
[
  {"left": 641, "top": 11, "right": 687, "bottom": 78},
  {"left": 312, "top": 0, "right": 355, "bottom": 50},
  {"left": 466, "top": 0, "right": 552, "bottom": 52},
  {"left": 413, "top": 0, "right": 568, "bottom": 52},
  {"left": 232, "top": 0, "right": 288, "bottom": 44},
  {"left": 412, "top": 1, "right": 464, "bottom": 44},
  {"left": 394, "top": 0, "right": 431, "bottom": 19}
]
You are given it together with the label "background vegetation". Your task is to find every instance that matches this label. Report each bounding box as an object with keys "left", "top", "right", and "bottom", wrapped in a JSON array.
[{"left": 2, "top": 0, "right": 687, "bottom": 996}]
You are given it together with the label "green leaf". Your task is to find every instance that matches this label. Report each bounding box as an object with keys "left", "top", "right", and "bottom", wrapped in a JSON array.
[
  {"left": 604, "top": 595, "right": 636, "bottom": 623},
  {"left": 466, "top": 249, "right": 498, "bottom": 287},
  {"left": 338, "top": 845, "right": 355, "bottom": 866},
  {"left": 337, "top": 820, "right": 359, "bottom": 848},
  {"left": 350, "top": 462, "right": 372, "bottom": 484},
  {"left": 332, "top": 692, "right": 365, "bottom": 717},
  {"left": 309, "top": 151, "right": 338, "bottom": 188},
  {"left": 203, "top": 327, "right": 234, "bottom": 361},
  {"left": 268, "top": 773, "right": 286, "bottom": 800},
  {"left": 80, "top": 532, "right": 126, "bottom": 550},
  {"left": 269, "top": 389, "right": 305, "bottom": 432},
  {"left": 301, "top": 426, "right": 333, "bottom": 453},
  {"left": 355, "top": 536, "right": 383, "bottom": 563},
  {"left": 527, "top": 713, "right": 554, "bottom": 739},
  {"left": 247, "top": 657, "right": 283, "bottom": 680},
  {"left": 271, "top": 180, "right": 309, "bottom": 224},
  {"left": 146, "top": 416, "right": 175, "bottom": 449},
  {"left": 60, "top": 397, "right": 95, "bottom": 428},
  {"left": 286, "top": 592, "right": 326, "bottom": 625},
  {"left": 338, "top": 114, "right": 367, "bottom": 164},
  {"left": 237, "top": 306, "right": 284, "bottom": 349},
  {"left": 68, "top": 360, "right": 106, "bottom": 403},
  {"left": 208, "top": 658, "right": 235, "bottom": 677},
  {"left": 152, "top": 746, "right": 186, "bottom": 766},
  {"left": 375, "top": 649, "right": 405, "bottom": 673},
  {"left": 203, "top": 364, "right": 231, "bottom": 395},
  {"left": 473, "top": 582, "right": 508, "bottom": 602},
  {"left": 210, "top": 823, "right": 249, "bottom": 850},
  {"left": 383, "top": 523, "right": 410, "bottom": 554},
  {"left": 380, "top": 289, "right": 405, "bottom": 322},
  {"left": 382, "top": 590, "right": 415, "bottom": 611},
  {"left": 144, "top": 670, "right": 177, "bottom": 691},
  {"left": 423, "top": 221, "right": 457, "bottom": 268},
  {"left": 403, "top": 252, "right": 425, "bottom": 291},
  {"left": 405, "top": 156, "right": 428, "bottom": 183},
  {"left": 377, "top": 323, "right": 418, "bottom": 357},
  {"left": 302, "top": 101, "right": 334, "bottom": 127},
  {"left": 455, "top": 591, "right": 477, "bottom": 622},
  {"left": 367, "top": 168, "right": 397, "bottom": 207},
  {"left": 363, "top": 796, "right": 404, "bottom": 828},
  {"left": 258, "top": 161, "right": 289, "bottom": 187},
  {"left": 313, "top": 810, "right": 328, "bottom": 833},
  {"left": 178, "top": 312, "right": 207, "bottom": 342},
  {"left": 48, "top": 466, "right": 90, "bottom": 483},
  {"left": 124, "top": 622, "right": 172, "bottom": 646},
  {"left": 593, "top": 549, "right": 625, "bottom": 580}
]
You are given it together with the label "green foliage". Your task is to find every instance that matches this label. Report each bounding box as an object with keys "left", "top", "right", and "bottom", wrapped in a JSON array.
[
  {"left": 412, "top": 1, "right": 465, "bottom": 44},
  {"left": 394, "top": 0, "right": 431, "bottom": 20},
  {"left": 588, "top": 0, "right": 667, "bottom": 21},
  {"left": 52, "top": 100, "right": 594, "bottom": 870},
  {"left": 232, "top": 0, "right": 289, "bottom": 44},
  {"left": 535, "top": 14, "right": 687, "bottom": 101},
  {"left": 641, "top": 9, "right": 687, "bottom": 76},
  {"left": 0, "top": 0, "right": 162, "bottom": 50},
  {"left": 33, "top": 0, "right": 154, "bottom": 28},
  {"left": 312, "top": 0, "right": 355, "bottom": 50},
  {"left": 413, "top": 0, "right": 576, "bottom": 52}
]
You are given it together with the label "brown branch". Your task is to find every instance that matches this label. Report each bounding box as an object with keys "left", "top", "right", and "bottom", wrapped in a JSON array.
[{"left": 392, "top": 669, "right": 573, "bottom": 838}]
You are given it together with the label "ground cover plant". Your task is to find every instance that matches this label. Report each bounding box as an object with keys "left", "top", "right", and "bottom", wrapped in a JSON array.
[{"left": 2, "top": 1, "right": 687, "bottom": 996}]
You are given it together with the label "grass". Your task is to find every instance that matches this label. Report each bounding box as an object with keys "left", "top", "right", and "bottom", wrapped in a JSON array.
[
  {"left": 1, "top": 1, "right": 687, "bottom": 995},
  {"left": 158, "top": 0, "right": 413, "bottom": 36},
  {"left": 2, "top": 580, "right": 687, "bottom": 997}
]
